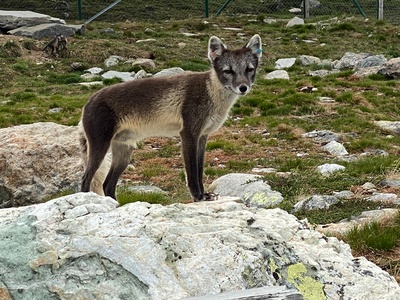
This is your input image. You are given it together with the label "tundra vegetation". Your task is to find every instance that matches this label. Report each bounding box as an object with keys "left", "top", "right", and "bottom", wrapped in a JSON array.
[{"left": 1, "top": 16, "right": 400, "bottom": 280}]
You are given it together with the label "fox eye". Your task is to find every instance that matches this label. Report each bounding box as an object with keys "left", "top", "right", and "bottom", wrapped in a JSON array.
[
  {"left": 246, "top": 67, "right": 255, "bottom": 73},
  {"left": 223, "top": 68, "right": 234, "bottom": 74}
]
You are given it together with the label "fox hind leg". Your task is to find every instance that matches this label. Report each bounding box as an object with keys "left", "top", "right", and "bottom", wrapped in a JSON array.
[{"left": 103, "top": 142, "right": 134, "bottom": 199}]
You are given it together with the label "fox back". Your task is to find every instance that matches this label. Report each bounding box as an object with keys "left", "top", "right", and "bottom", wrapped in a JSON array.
[{"left": 80, "top": 34, "right": 262, "bottom": 201}]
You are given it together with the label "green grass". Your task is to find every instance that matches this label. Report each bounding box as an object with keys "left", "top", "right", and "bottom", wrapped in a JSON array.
[{"left": 343, "top": 212, "right": 400, "bottom": 251}]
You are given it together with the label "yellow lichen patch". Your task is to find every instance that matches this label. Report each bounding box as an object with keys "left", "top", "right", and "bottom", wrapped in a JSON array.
[{"left": 287, "top": 263, "right": 326, "bottom": 300}]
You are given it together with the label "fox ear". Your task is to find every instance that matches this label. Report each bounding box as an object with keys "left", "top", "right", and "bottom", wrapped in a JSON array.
[
  {"left": 245, "top": 34, "right": 262, "bottom": 61},
  {"left": 208, "top": 36, "right": 227, "bottom": 62}
]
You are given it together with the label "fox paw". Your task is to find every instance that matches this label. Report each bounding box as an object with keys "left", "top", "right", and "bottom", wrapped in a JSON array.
[{"left": 203, "top": 192, "right": 219, "bottom": 201}]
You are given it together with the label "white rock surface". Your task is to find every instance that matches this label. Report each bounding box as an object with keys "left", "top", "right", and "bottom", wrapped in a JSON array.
[{"left": 1, "top": 192, "right": 399, "bottom": 300}]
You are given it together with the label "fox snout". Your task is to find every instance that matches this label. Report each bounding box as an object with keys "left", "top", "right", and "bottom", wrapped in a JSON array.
[{"left": 237, "top": 84, "right": 249, "bottom": 95}]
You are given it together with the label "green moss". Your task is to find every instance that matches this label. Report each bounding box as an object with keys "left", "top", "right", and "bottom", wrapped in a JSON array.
[{"left": 287, "top": 263, "right": 326, "bottom": 300}]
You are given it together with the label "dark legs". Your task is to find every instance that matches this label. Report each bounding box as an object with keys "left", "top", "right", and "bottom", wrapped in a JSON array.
[
  {"left": 180, "top": 131, "right": 218, "bottom": 202},
  {"left": 103, "top": 142, "right": 134, "bottom": 199}
]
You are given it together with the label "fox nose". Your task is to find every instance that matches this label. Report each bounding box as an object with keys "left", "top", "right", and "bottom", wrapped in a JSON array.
[{"left": 239, "top": 85, "right": 248, "bottom": 94}]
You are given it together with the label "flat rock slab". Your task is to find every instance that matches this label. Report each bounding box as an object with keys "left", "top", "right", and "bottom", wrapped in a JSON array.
[
  {"left": 0, "top": 10, "right": 64, "bottom": 31},
  {"left": 9, "top": 23, "right": 84, "bottom": 38}
]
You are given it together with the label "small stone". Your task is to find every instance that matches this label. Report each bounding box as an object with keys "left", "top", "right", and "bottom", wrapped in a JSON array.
[
  {"left": 286, "top": 16, "right": 304, "bottom": 27},
  {"left": 275, "top": 58, "right": 296, "bottom": 69},
  {"left": 264, "top": 70, "right": 289, "bottom": 80},
  {"left": 317, "top": 163, "right": 346, "bottom": 176}
]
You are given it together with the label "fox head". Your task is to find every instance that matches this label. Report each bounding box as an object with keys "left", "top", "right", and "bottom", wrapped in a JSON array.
[{"left": 208, "top": 34, "right": 262, "bottom": 96}]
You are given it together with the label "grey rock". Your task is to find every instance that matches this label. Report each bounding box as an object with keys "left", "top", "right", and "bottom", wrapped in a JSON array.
[
  {"left": 275, "top": 58, "right": 296, "bottom": 69},
  {"left": 9, "top": 23, "right": 84, "bottom": 39},
  {"left": 322, "top": 141, "right": 349, "bottom": 156},
  {"left": 98, "top": 27, "right": 115, "bottom": 34},
  {"left": 380, "top": 179, "right": 400, "bottom": 188},
  {"left": 332, "top": 52, "right": 370, "bottom": 70},
  {"left": 365, "top": 192, "right": 398, "bottom": 204},
  {"left": 48, "top": 107, "right": 63, "bottom": 113},
  {"left": 70, "top": 62, "right": 84, "bottom": 71},
  {"left": 333, "top": 190, "right": 355, "bottom": 199},
  {"left": 133, "top": 69, "right": 149, "bottom": 80},
  {"left": 209, "top": 173, "right": 283, "bottom": 208},
  {"left": 308, "top": 69, "right": 340, "bottom": 77},
  {"left": 318, "top": 96, "right": 335, "bottom": 103},
  {"left": 80, "top": 73, "right": 99, "bottom": 81},
  {"left": 294, "top": 195, "right": 340, "bottom": 212},
  {"left": 298, "top": 55, "right": 321, "bottom": 66},
  {"left": 101, "top": 70, "right": 135, "bottom": 82},
  {"left": 317, "top": 163, "right": 346, "bottom": 176},
  {"left": 0, "top": 10, "right": 65, "bottom": 31},
  {"left": 353, "top": 66, "right": 380, "bottom": 78},
  {"left": 0, "top": 122, "right": 82, "bottom": 207},
  {"left": 286, "top": 16, "right": 304, "bottom": 27},
  {"left": 318, "top": 208, "right": 399, "bottom": 235},
  {"left": 355, "top": 55, "right": 387, "bottom": 69},
  {"left": 104, "top": 55, "right": 124, "bottom": 68},
  {"left": 153, "top": 67, "right": 185, "bottom": 77},
  {"left": 85, "top": 67, "right": 103, "bottom": 75},
  {"left": 264, "top": 70, "right": 289, "bottom": 80},
  {"left": 1, "top": 192, "right": 400, "bottom": 300},
  {"left": 78, "top": 81, "right": 103, "bottom": 87},
  {"left": 302, "top": 130, "right": 340, "bottom": 143},
  {"left": 374, "top": 120, "right": 400, "bottom": 135},
  {"left": 131, "top": 58, "right": 156, "bottom": 69},
  {"left": 378, "top": 57, "right": 400, "bottom": 79}
]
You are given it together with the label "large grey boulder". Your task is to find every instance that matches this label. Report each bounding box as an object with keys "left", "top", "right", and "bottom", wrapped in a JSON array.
[
  {"left": 1, "top": 192, "right": 399, "bottom": 299},
  {"left": 209, "top": 173, "right": 283, "bottom": 208},
  {"left": 9, "top": 22, "right": 84, "bottom": 38},
  {"left": 0, "top": 10, "right": 64, "bottom": 31},
  {"left": 378, "top": 57, "right": 400, "bottom": 79},
  {"left": 0, "top": 122, "right": 82, "bottom": 208}
]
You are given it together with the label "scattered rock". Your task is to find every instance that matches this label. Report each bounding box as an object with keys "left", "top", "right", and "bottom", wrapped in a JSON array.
[
  {"left": 378, "top": 57, "right": 400, "bottom": 79},
  {"left": 286, "top": 16, "right": 304, "bottom": 27},
  {"left": 318, "top": 208, "right": 399, "bottom": 236},
  {"left": 366, "top": 193, "right": 399, "bottom": 204},
  {"left": 322, "top": 141, "right": 349, "bottom": 156},
  {"left": 101, "top": 70, "right": 135, "bottom": 82},
  {"left": 80, "top": 73, "right": 99, "bottom": 81},
  {"left": 209, "top": 173, "right": 283, "bottom": 208},
  {"left": 308, "top": 69, "right": 340, "bottom": 77},
  {"left": 85, "top": 67, "right": 103, "bottom": 75},
  {"left": 104, "top": 55, "right": 124, "bottom": 68},
  {"left": 332, "top": 52, "right": 370, "bottom": 69},
  {"left": 352, "top": 66, "right": 380, "bottom": 78},
  {"left": 153, "top": 67, "right": 185, "bottom": 77},
  {"left": 48, "top": 107, "right": 63, "bottom": 114},
  {"left": 131, "top": 58, "right": 156, "bottom": 69},
  {"left": 374, "top": 121, "right": 400, "bottom": 135},
  {"left": 317, "top": 163, "right": 346, "bottom": 176},
  {"left": 318, "top": 96, "right": 335, "bottom": 103},
  {"left": 275, "top": 58, "right": 296, "bottom": 69},
  {"left": 297, "top": 55, "right": 321, "bottom": 66},
  {"left": 293, "top": 195, "right": 340, "bottom": 212},
  {"left": 302, "top": 130, "right": 340, "bottom": 143},
  {"left": 355, "top": 54, "right": 387, "bottom": 69},
  {"left": 70, "top": 62, "right": 84, "bottom": 71},
  {"left": 380, "top": 179, "right": 400, "bottom": 188},
  {"left": 264, "top": 70, "right": 289, "bottom": 80}
]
